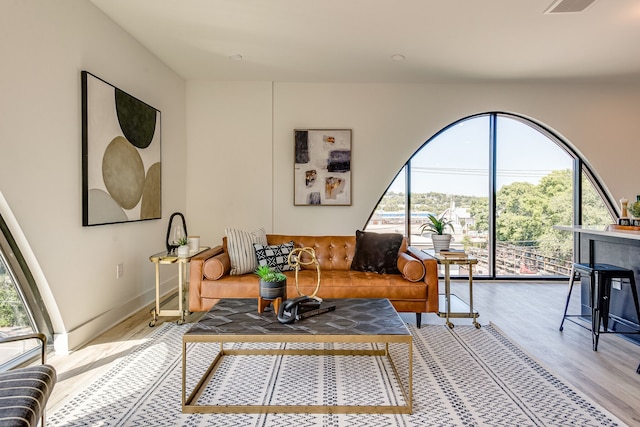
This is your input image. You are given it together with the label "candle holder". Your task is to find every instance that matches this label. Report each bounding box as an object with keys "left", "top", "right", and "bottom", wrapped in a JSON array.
[{"left": 166, "top": 212, "right": 188, "bottom": 254}]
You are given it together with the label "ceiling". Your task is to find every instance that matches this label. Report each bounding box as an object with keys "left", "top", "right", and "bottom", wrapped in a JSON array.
[{"left": 90, "top": 0, "right": 640, "bottom": 83}]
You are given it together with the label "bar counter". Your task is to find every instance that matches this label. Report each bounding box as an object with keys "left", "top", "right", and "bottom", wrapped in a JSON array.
[{"left": 555, "top": 225, "right": 640, "bottom": 343}]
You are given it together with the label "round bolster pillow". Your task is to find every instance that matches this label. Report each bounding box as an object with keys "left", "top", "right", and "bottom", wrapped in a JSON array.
[
  {"left": 203, "top": 255, "right": 230, "bottom": 280},
  {"left": 397, "top": 252, "right": 426, "bottom": 282}
]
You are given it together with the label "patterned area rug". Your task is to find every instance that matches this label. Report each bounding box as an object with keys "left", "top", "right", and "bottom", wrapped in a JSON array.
[{"left": 49, "top": 322, "right": 623, "bottom": 426}]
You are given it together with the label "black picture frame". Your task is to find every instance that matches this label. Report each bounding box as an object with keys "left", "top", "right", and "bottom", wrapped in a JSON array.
[{"left": 81, "top": 71, "right": 162, "bottom": 226}]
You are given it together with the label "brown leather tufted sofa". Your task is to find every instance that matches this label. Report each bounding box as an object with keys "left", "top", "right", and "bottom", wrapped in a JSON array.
[{"left": 189, "top": 234, "right": 438, "bottom": 327}]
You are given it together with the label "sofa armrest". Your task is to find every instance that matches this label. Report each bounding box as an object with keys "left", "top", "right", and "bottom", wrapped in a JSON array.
[
  {"left": 407, "top": 246, "right": 439, "bottom": 312},
  {"left": 189, "top": 246, "right": 225, "bottom": 311}
]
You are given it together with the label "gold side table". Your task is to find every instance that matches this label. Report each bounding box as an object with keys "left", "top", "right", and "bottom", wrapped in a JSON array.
[
  {"left": 424, "top": 250, "right": 480, "bottom": 329},
  {"left": 149, "top": 247, "right": 209, "bottom": 326}
]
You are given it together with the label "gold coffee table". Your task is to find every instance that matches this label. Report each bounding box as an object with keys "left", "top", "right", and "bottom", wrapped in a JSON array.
[{"left": 182, "top": 298, "right": 413, "bottom": 414}]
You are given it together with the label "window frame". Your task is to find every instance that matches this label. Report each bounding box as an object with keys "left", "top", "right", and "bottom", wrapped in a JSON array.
[
  {"left": 364, "top": 112, "right": 617, "bottom": 280},
  {"left": 0, "top": 213, "right": 54, "bottom": 368}
]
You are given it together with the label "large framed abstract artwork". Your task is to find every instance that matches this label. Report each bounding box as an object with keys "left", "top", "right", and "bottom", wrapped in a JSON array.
[
  {"left": 81, "top": 71, "right": 161, "bottom": 226},
  {"left": 294, "top": 129, "right": 351, "bottom": 206}
]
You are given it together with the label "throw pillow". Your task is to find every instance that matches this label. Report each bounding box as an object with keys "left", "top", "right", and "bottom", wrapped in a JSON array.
[
  {"left": 203, "top": 254, "right": 230, "bottom": 280},
  {"left": 253, "top": 241, "right": 295, "bottom": 272},
  {"left": 225, "top": 227, "right": 267, "bottom": 275},
  {"left": 351, "top": 230, "right": 403, "bottom": 274},
  {"left": 397, "top": 252, "right": 426, "bottom": 282}
]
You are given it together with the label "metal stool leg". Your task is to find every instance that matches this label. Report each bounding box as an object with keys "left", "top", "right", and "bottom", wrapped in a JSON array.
[
  {"left": 560, "top": 266, "right": 577, "bottom": 331},
  {"left": 628, "top": 274, "right": 640, "bottom": 325},
  {"left": 600, "top": 276, "right": 612, "bottom": 333},
  {"left": 592, "top": 270, "right": 601, "bottom": 351}
]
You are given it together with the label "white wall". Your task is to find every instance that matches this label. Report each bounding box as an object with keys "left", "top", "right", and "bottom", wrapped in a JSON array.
[
  {"left": 4, "top": 1, "right": 640, "bottom": 354},
  {"left": 0, "top": 0, "right": 186, "bottom": 352},
  {"left": 187, "top": 81, "right": 640, "bottom": 243},
  {"left": 185, "top": 81, "right": 273, "bottom": 244}
]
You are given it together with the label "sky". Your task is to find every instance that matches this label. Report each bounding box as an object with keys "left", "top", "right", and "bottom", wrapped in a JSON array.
[{"left": 389, "top": 115, "right": 573, "bottom": 197}]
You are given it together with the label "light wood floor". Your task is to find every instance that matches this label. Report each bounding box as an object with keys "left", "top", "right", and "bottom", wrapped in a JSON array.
[{"left": 46, "top": 282, "right": 640, "bottom": 426}]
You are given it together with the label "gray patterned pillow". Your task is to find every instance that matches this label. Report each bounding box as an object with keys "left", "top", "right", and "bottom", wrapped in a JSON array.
[{"left": 253, "top": 241, "right": 295, "bottom": 272}]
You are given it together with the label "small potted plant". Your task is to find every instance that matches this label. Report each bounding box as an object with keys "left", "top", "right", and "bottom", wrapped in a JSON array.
[
  {"left": 629, "top": 200, "right": 640, "bottom": 226},
  {"left": 255, "top": 265, "right": 287, "bottom": 300},
  {"left": 419, "top": 213, "right": 454, "bottom": 253},
  {"left": 176, "top": 236, "right": 190, "bottom": 257}
]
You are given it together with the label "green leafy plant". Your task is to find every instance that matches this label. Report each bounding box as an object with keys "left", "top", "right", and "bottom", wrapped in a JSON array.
[
  {"left": 419, "top": 213, "right": 453, "bottom": 235},
  {"left": 177, "top": 236, "right": 189, "bottom": 246},
  {"left": 629, "top": 201, "right": 640, "bottom": 218},
  {"left": 255, "top": 265, "right": 286, "bottom": 282}
]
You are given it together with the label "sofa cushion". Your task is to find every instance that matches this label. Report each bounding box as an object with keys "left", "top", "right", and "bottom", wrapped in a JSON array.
[
  {"left": 203, "top": 253, "right": 230, "bottom": 280},
  {"left": 225, "top": 227, "right": 267, "bottom": 275},
  {"left": 397, "top": 252, "right": 426, "bottom": 282},
  {"left": 351, "top": 230, "right": 402, "bottom": 274},
  {"left": 267, "top": 235, "right": 356, "bottom": 271},
  {"left": 253, "top": 241, "right": 295, "bottom": 272}
]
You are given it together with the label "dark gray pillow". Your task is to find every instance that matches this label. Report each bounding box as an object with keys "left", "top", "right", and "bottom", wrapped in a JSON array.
[{"left": 351, "top": 230, "right": 402, "bottom": 274}]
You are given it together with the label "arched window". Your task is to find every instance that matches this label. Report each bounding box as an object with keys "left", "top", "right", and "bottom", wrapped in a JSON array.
[
  {"left": 0, "top": 213, "right": 53, "bottom": 368},
  {"left": 365, "top": 113, "right": 614, "bottom": 279}
]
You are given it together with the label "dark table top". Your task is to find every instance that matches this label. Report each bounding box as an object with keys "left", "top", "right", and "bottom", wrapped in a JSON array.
[{"left": 184, "top": 298, "right": 411, "bottom": 338}]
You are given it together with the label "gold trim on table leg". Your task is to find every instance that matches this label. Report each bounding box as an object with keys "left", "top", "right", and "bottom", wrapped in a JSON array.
[
  {"left": 385, "top": 340, "right": 412, "bottom": 414},
  {"left": 182, "top": 338, "right": 413, "bottom": 414},
  {"left": 184, "top": 346, "right": 225, "bottom": 408}
]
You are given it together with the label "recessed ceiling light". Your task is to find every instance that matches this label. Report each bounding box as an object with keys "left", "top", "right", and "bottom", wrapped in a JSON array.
[
  {"left": 229, "top": 54, "right": 243, "bottom": 61},
  {"left": 390, "top": 54, "right": 406, "bottom": 62}
]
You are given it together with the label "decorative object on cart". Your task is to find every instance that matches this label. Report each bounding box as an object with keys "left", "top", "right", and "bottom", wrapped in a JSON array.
[
  {"left": 294, "top": 129, "right": 352, "bottom": 206},
  {"left": 620, "top": 197, "right": 629, "bottom": 218},
  {"left": 419, "top": 213, "right": 453, "bottom": 253},
  {"left": 177, "top": 237, "right": 190, "bottom": 257},
  {"left": 188, "top": 235, "right": 200, "bottom": 253},
  {"left": 81, "top": 71, "right": 161, "bottom": 226},
  {"left": 166, "top": 212, "right": 187, "bottom": 253},
  {"left": 255, "top": 265, "right": 287, "bottom": 300}
]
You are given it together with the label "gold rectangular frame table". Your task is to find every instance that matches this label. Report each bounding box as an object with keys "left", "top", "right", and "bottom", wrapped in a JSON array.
[
  {"left": 424, "top": 250, "right": 480, "bottom": 329},
  {"left": 182, "top": 298, "right": 413, "bottom": 414},
  {"left": 148, "top": 247, "right": 208, "bottom": 326}
]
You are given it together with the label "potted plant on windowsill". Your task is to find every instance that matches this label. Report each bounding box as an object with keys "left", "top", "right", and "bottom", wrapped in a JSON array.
[
  {"left": 419, "top": 213, "right": 453, "bottom": 253},
  {"left": 255, "top": 265, "right": 287, "bottom": 300}
]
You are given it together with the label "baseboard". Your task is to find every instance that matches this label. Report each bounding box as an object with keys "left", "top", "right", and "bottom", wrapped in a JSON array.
[{"left": 53, "top": 278, "right": 178, "bottom": 354}]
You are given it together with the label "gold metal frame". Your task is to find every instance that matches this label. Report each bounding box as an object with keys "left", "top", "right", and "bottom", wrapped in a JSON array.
[
  {"left": 148, "top": 247, "right": 208, "bottom": 326},
  {"left": 428, "top": 251, "right": 481, "bottom": 329},
  {"left": 182, "top": 333, "right": 412, "bottom": 414}
]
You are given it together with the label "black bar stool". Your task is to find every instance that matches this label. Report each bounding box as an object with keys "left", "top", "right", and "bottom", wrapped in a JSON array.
[{"left": 560, "top": 262, "right": 640, "bottom": 351}]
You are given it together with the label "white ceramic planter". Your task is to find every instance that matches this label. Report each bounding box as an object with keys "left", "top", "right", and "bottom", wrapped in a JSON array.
[{"left": 431, "top": 234, "right": 452, "bottom": 253}]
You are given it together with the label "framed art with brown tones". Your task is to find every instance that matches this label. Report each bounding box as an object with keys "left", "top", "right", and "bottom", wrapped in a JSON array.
[
  {"left": 294, "top": 129, "right": 351, "bottom": 206},
  {"left": 81, "top": 71, "right": 161, "bottom": 226}
]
